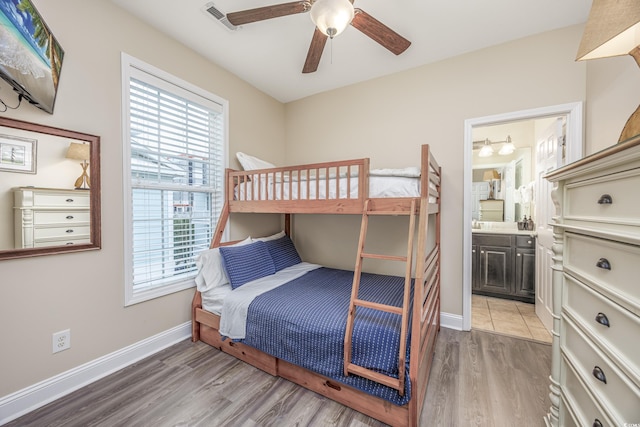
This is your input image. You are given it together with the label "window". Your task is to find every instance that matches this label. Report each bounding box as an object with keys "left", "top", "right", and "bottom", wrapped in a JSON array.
[{"left": 122, "top": 54, "right": 228, "bottom": 305}]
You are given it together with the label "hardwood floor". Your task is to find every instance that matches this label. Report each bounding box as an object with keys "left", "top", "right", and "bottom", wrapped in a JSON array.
[{"left": 6, "top": 328, "right": 551, "bottom": 427}]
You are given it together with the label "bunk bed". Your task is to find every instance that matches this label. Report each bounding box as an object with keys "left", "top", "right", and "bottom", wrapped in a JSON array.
[{"left": 191, "top": 144, "right": 441, "bottom": 427}]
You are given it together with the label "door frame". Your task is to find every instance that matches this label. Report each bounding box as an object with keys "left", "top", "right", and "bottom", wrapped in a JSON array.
[{"left": 461, "top": 102, "right": 584, "bottom": 331}]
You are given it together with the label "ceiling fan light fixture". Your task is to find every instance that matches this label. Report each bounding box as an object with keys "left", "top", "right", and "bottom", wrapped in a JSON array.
[{"left": 310, "top": 0, "right": 354, "bottom": 38}]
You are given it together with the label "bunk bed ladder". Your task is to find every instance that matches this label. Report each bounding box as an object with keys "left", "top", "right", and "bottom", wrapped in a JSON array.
[{"left": 344, "top": 199, "right": 416, "bottom": 396}]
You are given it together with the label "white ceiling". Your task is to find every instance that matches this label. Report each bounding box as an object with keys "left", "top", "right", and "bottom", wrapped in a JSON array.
[{"left": 110, "top": 0, "right": 592, "bottom": 103}]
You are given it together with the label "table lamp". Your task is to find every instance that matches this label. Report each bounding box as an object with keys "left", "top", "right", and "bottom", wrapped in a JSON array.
[
  {"left": 483, "top": 169, "right": 500, "bottom": 199},
  {"left": 66, "top": 142, "right": 90, "bottom": 189},
  {"left": 576, "top": 0, "right": 640, "bottom": 143}
]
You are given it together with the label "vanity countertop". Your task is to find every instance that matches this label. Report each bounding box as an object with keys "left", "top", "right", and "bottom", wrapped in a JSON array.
[{"left": 472, "top": 228, "right": 536, "bottom": 236}]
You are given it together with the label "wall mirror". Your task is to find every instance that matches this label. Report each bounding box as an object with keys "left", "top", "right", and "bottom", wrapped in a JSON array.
[{"left": 0, "top": 117, "right": 100, "bottom": 260}]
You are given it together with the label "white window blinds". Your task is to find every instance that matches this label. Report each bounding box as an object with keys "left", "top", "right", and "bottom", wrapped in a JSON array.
[{"left": 122, "top": 55, "right": 227, "bottom": 305}]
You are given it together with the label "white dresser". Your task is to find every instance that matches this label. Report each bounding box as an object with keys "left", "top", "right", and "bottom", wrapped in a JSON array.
[
  {"left": 544, "top": 137, "right": 640, "bottom": 427},
  {"left": 14, "top": 187, "right": 91, "bottom": 248}
]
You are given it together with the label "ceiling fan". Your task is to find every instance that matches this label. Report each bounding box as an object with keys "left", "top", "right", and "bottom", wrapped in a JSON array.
[{"left": 226, "top": 0, "right": 411, "bottom": 73}]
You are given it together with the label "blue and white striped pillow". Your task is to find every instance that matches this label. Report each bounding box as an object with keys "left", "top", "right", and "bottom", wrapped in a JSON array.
[
  {"left": 263, "top": 235, "right": 302, "bottom": 272},
  {"left": 219, "top": 240, "right": 276, "bottom": 289}
]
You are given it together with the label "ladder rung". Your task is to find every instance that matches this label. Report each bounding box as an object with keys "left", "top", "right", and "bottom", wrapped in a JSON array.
[
  {"left": 361, "top": 252, "right": 407, "bottom": 262},
  {"left": 346, "top": 363, "right": 403, "bottom": 392},
  {"left": 354, "top": 299, "right": 403, "bottom": 315}
]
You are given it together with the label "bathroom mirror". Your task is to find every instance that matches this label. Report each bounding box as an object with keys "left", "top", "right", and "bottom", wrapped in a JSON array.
[{"left": 0, "top": 117, "right": 100, "bottom": 260}]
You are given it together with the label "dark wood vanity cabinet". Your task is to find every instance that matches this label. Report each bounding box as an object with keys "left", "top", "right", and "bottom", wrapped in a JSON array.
[{"left": 472, "top": 233, "right": 535, "bottom": 303}]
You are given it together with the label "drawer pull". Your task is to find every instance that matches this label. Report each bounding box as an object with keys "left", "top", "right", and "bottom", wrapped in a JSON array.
[
  {"left": 527, "top": 240, "right": 532, "bottom": 244},
  {"left": 517, "top": 253, "right": 521, "bottom": 257},
  {"left": 66, "top": 215, "right": 74, "bottom": 220},
  {"left": 595, "top": 258, "right": 611, "bottom": 270},
  {"left": 595, "top": 312, "right": 610, "bottom": 327},
  {"left": 65, "top": 229, "right": 74, "bottom": 233},
  {"left": 66, "top": 242, "right": 74, "bottom": 245},
  {"left": 592, "top": 366, "right": 607, "bottom": 384},
  {"left": 65, "top": 198, "right": 74, "bottom": 203},
  {"left": 593, "top": 420, "right": 603, "bottom": 427},
  {"left": 325, "top": 380, "right": 341, "bottom": 391},
  {"left": 597, "top": 194, "right": 612, "bottom": 204}
]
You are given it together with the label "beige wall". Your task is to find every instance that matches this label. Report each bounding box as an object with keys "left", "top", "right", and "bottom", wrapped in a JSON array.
[
  {"left": 284, "top": 25, "right": 591, "bottom": 317},
  {"left": 0, "top": 0, "right": 283, "bottom": 396}
]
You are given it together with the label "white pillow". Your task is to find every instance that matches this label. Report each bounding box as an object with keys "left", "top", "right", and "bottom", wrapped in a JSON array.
[
  {"left": 252, "top": 230, "right": 286, "bottom": 242},
  {"left": 236, "top": 152, "right": 276, "bottom": 170},
  {"left": 194, "top": 237, "right": 251, "bottom": 293}
]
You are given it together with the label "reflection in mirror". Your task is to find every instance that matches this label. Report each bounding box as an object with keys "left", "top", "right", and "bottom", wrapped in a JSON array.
[{"left": 0, "top": 117, "right": 100, "bottom": 260}]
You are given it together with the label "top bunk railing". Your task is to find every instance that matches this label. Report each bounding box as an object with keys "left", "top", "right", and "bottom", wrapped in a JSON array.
[
  {"left": 224, "top": 144, "right": 441, "bottom": 215},
  {"left": 227, "top": 158, "right": 370, "bottom": 214}
]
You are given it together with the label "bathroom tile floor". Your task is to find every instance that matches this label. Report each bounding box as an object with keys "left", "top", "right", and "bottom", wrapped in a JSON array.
[{"left": 472, "top": 295, "right": 552, "bottom": 344}]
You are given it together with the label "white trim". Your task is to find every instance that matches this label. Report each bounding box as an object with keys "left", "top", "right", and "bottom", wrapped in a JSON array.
[
  {"left": 440, "top": 312, "right": 464, "bottom": 331},
  {"left": 0, "top": 322, "right": 191, "bottom": 425},
  {"left": 120, "top": 52, "right": 229, "bottom": 306},
  {"left": 462, "top": 102, "right": 584, "bottom": 332}
]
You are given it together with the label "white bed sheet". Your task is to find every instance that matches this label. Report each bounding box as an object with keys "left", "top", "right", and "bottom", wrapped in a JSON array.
[
  {"left": 235, "top": 173, "right": 421, "bottom": 201},
  {"left": 215, "top": 262, "right": 321, "bottom": 339}
]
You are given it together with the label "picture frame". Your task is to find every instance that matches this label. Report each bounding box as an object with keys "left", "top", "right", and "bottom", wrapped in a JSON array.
[{"left": 0, "top": 133, "right": 37, "bottom": 173}]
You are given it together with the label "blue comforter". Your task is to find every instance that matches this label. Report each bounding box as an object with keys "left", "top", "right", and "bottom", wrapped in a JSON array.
[{"left": 242, "top": 267, "right": 412, "bottom": 406}]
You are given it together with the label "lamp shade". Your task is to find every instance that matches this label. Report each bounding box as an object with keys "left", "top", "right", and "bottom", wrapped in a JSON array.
[
  {"left": 483, "top": 170, "right": 500, "bottom": 181},
  {"left": 576, "top": 0, "right": 640, "bottom": 61},
  {"left": 66, "top": 142, "right": 90, "bottom": 161},
  {"left": 310, "top": 0, "right": 354, "bottom": 38}
]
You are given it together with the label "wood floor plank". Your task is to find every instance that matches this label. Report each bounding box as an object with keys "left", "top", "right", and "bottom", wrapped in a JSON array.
[{"left": 7, "top": 329, "right": 551, "bottom": 427}]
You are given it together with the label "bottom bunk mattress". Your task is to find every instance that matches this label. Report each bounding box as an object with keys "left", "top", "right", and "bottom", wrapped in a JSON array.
[{"left": 227, "top": 267, "right": 413, "bottom": 406}]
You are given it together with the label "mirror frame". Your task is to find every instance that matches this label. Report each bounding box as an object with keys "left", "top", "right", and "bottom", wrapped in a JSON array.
[{"left": 0, "top": 117, "right": 101, "bottom": 260}]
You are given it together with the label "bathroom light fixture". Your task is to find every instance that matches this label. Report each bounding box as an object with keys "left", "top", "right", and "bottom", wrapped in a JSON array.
[
  {"left": 498, "top": 135, "right": 515, "bottom": 155},
  {"left": 576, "top": 0, "right": 640, "bottom": 142},
  {"left": 478, "top": 139, "right": 494, "bottom": 157},
  {"left": 66, "top": 142, "right": 90, "bottom": 190},
  {"left": 310, "top": 0, "right": 355, "bottom": 38}
]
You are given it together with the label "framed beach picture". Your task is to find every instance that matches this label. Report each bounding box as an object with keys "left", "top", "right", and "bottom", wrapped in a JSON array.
[{"left": 0, "top": 133, "right": 36, "bottom": 173}]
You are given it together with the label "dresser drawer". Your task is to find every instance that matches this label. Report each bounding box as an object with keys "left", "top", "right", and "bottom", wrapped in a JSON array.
[
  {"left": 563, "top": 275, "right": 640, "bottom": 383},
  {"left": 564, "top": 167, "right": 640, "bottom": 228},
  {"left": 561, "top": 317, "right": 640, "bottom": 423},
  {"left": 33, "top": 238, "right": 91, "bottom": 248},
  {"left": 33, "top": 192, "right": 90, "bottom": 208},
  {"left": 34, "top": 226, "right": 90, "bottom": 240},
  {"left": 561, "top": 356, "right": 615, "bottom": 427},
  {"left": 34, "top": 210, "right": 90, "bottom": 225},
  {"left": 565, "top": 232, "right": 640, "bottom": 313}
]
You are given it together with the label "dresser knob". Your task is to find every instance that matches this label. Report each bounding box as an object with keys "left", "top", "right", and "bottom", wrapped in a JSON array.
[
  {"left": 65, "top": 198, "right": 74, "bottom": 203},
  {"left": 595, "top": 312, "right": 610, "bottom": 327},
  {"left": 592, "top": 366, "right": 607, "bottom": 384},
  {"left": 65, "top": 229, "right": 74, "bottom": 233},
  {"left": 66, "top": 215, "right": 74, "bottom": 220},
  {"left": 596, "top": 258, "right": 611, "bottom": 270},
  {"left": 597, "top": 194, "right": 612, "bottom": 204},
  {"left": 593, "top": 419, "right": 603, "bottom": 427}
]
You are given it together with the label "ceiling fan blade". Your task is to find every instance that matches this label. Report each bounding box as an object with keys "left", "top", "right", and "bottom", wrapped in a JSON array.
[
  {"left": 302, "top": 28, "right": 328, "bottom": 73},
  {"left": 351, "top": 9, "right": 411, "bottom": 55},
  {"left": 227, "top": 1, "right": 311, "bottom": 26}
]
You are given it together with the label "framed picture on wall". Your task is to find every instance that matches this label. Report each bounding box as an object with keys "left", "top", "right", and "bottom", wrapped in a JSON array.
[{"left": 0, "top": 133, "right": 36, "bottom": 173}]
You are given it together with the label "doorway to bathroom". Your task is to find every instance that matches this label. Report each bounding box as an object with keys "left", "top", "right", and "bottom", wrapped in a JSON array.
[{"left": 462, "top": 102, "right": 584, "bottom": 340}]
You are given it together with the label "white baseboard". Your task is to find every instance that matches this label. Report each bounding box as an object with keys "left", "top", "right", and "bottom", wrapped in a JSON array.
[
  {"left": 0, "top": 322, "right": 191, "bottom": 425},
  {"left": 440, "top": 311, "right": 464, "bottom": 331}
]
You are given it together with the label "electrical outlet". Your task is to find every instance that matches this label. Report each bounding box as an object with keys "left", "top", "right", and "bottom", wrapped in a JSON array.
[{"left": 52, "top": 329, "right": 71, "bottom": 353}]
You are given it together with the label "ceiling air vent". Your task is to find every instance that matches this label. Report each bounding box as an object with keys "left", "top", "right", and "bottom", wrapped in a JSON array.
[{"left": 203, "top": 2, "right": 239, "bottom": 31}]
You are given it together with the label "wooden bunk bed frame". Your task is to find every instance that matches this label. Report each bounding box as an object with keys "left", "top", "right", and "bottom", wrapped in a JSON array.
[{"left": 191, "top": 144, "right": 441, "bottom": 427}]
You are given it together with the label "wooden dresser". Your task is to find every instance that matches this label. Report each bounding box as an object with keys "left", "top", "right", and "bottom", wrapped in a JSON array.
[
  {"left": 14, "top": 187, "right": 91, "bottom": 248},
  {"left": 544, "top": 136, "right": 640, "bottom": 426}
]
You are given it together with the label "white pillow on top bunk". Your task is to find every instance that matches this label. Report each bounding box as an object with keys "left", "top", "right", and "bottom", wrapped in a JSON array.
[
  {"left": 194, "top": 237, "right": 251, "bottom": 293},
  {"left": 236, "top": 152, "right": 276, "bottom": 170},
  {"left": 252, "top": 230, "right": 285, "bottom": 242}
]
